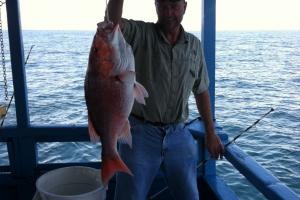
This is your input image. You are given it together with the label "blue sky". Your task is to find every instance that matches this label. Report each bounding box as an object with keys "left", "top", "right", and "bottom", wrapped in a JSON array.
[{"left": 2, "top": 0, "right": 300, "bottom": 31}]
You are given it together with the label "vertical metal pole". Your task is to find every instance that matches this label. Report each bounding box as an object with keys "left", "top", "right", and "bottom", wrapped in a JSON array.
[
  {"left": 6, "top": 0, "right": 29, "bottom": 127},
  {"left": 202, "top": 0, "right": 216, "bottom": 120},
  {"left": 201, "top": 0, "right": 217, "bottom": 176},
  {"left": 6, "top": 1, "right": 36, "bottom": 199}
]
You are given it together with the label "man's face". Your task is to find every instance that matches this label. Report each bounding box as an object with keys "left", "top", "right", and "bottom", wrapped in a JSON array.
[{"left": 155, "top": 0, "right": 187, "bottom": 31}]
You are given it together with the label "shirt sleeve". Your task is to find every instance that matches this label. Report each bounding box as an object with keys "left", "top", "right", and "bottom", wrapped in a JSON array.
[
  {"left": 192, "top": 44, "right": 210, "bottom": 95},
  {"left": 121, "top": 18, "right": 144, "bottom": 48}
]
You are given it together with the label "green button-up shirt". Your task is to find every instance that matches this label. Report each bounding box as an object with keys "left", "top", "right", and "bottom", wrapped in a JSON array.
[{"left": 122, "top": 19, "right": 209, "bottom": 124}]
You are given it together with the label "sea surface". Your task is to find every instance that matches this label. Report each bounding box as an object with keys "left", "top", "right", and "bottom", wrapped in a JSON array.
[{"left": 0, "top": 30, "right": 299, "bottom": 200}]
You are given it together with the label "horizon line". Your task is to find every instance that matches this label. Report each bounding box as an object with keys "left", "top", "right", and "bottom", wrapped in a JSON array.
[{"left": 6, "top": 28, "right": 299, "bottom": 32}]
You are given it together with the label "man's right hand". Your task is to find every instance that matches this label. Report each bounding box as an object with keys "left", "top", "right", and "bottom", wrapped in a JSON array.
[{"left": 106, "top": 0, "right": 124, "bottom": 26}]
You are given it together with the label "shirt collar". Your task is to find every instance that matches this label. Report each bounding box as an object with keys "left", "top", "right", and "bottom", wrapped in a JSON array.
[{"left": 155, "top": 24, "right": 189, "bottom": 45}]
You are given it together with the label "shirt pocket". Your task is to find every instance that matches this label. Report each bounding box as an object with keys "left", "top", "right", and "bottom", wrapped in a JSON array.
[
  {"left": 186, "top": 55, "right": 200, "bottom": 80},
  {"left": 181, "top": 64, "right": 195, "bottom": 92},
  {"left": 184, "top": 57, "right": 200, "bottom": 97},
  {"left": 185, "top": 65, "right": 196, "bottom": 92}
]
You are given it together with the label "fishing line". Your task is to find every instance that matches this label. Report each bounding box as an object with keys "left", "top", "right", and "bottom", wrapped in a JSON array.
[
  {"left": 0, "top": 1, "right": 8, "bottom": 102},
  {"left": 0, "top": 45, "right": 34, "bottom": 127},
  {"left": 105, "top": 0, "right": 110, "bottom": 22},
  {"left": 148, "top": 108, "right": 275, "bottom": 200}
]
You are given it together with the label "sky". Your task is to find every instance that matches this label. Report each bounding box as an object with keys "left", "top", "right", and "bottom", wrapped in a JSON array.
[{"left": 2, "top": 0, "right": 300, "bottom": 31}]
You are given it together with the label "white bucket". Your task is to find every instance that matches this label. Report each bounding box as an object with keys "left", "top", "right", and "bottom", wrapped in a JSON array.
[{"left": 35, "top": 166, "right": 106, "bottom": 200}]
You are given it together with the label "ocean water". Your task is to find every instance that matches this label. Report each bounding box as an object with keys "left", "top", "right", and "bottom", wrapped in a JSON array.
[
  {"left": 0, "top": 30, "right": 299, "bottom": 199},
  {"left": 215, "top": 31, "right": 300, "bottom": 199}
]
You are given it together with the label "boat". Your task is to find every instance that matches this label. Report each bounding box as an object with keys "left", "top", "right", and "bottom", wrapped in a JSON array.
[{"left": 0, "top": 0, "right": 299, "bottom": 199}]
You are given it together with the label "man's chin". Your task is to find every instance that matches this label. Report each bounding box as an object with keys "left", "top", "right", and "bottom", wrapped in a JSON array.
[{"left": 159, "top": 22, "right": 180, "bottom": 32}]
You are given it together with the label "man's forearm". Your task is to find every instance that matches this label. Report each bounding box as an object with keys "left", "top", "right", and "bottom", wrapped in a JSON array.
[
  {"left": 194, "top": 90, "right": 215, "bottom": 135},
  {"left": 107, "top": 0, "right": 124, "bottom": 25},
  {"left": 195, "top": 90, "right": 224, "bottom": 158}
]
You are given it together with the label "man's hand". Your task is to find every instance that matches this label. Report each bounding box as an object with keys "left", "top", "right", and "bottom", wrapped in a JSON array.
[
  {"left": 205, "top": 132, "right": 224, "bottom": 159},
  {"left": 194, "top": 91, "right": 225, "bottom": 159},
  {"left": 107, "top": 0, "right": 124, "bottom": 26}
]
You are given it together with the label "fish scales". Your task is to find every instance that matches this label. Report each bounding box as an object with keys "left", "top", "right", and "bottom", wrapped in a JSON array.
[{"left": 84, "top": 21, "right": 148, "bottom": 184}]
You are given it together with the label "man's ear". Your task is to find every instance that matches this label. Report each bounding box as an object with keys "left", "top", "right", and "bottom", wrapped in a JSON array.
[{"left": 183, "top": 1, "right": 187, "bottom": 14}]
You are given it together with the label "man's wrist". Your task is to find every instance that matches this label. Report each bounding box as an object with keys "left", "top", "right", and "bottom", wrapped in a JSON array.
[{"left": 205, "top": 129, "right": 216, "bottom": 136}]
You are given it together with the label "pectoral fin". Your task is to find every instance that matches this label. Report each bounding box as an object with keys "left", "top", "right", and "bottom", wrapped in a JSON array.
[
  {"left": 116, "top": 70, "right": 135, "bottom": 83},
  {"left": 133, "top": 81, "right": 149, "bottom": 105}
]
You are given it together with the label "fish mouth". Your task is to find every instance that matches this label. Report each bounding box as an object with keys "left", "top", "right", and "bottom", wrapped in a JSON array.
[{"left": 97, "top": 21, "right": 116, "bottom": 35}]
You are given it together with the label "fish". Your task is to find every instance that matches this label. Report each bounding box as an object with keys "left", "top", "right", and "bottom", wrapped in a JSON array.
[{"left": 84, "top": 21, "right": 148, "bottom": 185}]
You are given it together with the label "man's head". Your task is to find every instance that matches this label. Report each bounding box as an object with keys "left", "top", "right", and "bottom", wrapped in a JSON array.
[{"left": 155, "top": 0, "right": 187, "bottom": 32}]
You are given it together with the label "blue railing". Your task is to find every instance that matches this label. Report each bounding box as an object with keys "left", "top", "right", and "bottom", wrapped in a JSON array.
[{"left": 188, "top": 120, "right": 300, "bottom": 200}]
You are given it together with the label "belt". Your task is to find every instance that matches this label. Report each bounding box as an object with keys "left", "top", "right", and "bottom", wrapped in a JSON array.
[{"left": 130, "top": 114, "right": 167, "bottom": 127}]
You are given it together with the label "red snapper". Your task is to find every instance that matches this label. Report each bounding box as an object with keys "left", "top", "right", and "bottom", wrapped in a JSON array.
[{"left": 84, "top": 21, "right": 148, "bottom": 184}]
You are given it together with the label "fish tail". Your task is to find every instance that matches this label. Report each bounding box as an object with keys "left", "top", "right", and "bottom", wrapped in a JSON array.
[{"left": 101, "top": 154, "right": 133, "bottom": 185}]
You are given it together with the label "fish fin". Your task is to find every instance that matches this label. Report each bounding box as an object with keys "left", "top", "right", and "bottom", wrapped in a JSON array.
[
  {"left": 88, "top": 117, "right": 100, "bottom": 143},
  {"left": 133, "top": 81, "right": 149, "bottom": 105},
  {"left": 118, "top": 119, "right": 132, "bottom": 148},
  {"left": 116, "top": 70, "right": 135, "bottom": 82},
  {"left": 101, "top": 154, "right": 133, "bottom": 185}
]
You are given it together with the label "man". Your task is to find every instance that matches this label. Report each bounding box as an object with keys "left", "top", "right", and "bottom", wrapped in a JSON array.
[{"left": 106, "top": 0, "right": 224, "bottom": 199}]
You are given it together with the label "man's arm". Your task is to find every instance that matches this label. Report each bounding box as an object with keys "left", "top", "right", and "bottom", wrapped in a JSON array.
[
  {"left": 106, "top": 0, "right": 124, "bottom": 26},
  {"left": 194, "top": 90, "right": 224, "bottom": 159}
]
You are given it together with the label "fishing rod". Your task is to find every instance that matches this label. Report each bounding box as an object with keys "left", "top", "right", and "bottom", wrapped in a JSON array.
[{"left": 148, "top": 107, "right": 275, "bottom": 200}]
